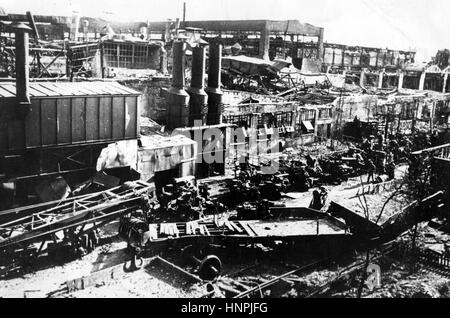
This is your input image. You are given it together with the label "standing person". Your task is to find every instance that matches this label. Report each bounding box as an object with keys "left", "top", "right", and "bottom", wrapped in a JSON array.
[
  {"left": 319, "top": 186, "right": 329, "bottom": 208},
  {"left": 386, "top": 160, "right": 396, "bottom": 180},
  {"left": 367, "top": 159, "right": 376, "bottom": 183},
  {"left": 309, "top": 190, "right": 322, "bottom": 210}
]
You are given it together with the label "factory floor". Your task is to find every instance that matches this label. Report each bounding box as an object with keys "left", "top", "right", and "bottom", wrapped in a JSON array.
[{"left": 1, "top": 165, "right": 449, "bottom": 298}]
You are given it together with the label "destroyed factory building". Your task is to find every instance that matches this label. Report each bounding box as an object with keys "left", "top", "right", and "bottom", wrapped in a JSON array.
[{"left": 0, "top": 8, "right": 450, "bottom": 299}]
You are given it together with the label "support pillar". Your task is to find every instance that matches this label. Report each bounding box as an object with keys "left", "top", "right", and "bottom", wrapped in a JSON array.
[
  {"left": 160, "top": 46, "right": 168, "bottom": 74},
  {"left": 398, "top": 71, "right": 404, "bottom": 90},
  {"left": 71, "top": 14, "right": 80, "bottom": 41},
  {"left": 317, "top": 27, "right": 324, "bottom": 62},
  {"left": 259, "top": 21, "right": 270, "bottom": 61},
  {"left": 187, "top": 46, "right": 208, "bottom": 126},
  {"left": 206, "top": 44, "right": 224, "bottom": 125},
  {"left": 443, "top": 73, "right": 448, "bottom": 93},
  {"left": 378, "top": 68, "right": 384, "bottom": 89},
  {"left": 419, "top": 71, "right": 426, "bottom": 91},
  {"left": 167, "top": 41, "right": 190, "bottom": 129},
  {"left": 13, "top": 22, "right": 32, "bottom": 118},
  {"left": 360, "top": 68, "right": 366, "bottom": 87}
]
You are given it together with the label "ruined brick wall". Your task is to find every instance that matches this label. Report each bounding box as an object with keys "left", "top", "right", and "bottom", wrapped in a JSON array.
[
  {"left": 337, "top": 94, "right": 379, "bottom": 123},
  {"left": 119, "top": 78, "right": 171, "bottom": 125},
  {"left": 222, "top": 90, "right": 285, "bottom": 105}
]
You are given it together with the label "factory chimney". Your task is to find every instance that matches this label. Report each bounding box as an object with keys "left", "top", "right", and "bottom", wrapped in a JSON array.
[
  {"left": 13, "top": 22, "right": 32, "bottom": 118},
  {"left": 167, "top": 40, "right": 190, "bottom": 129},
  {"left": 206, "top": 44, "right": 223, "bottom": 125},
  {"left": 187, "top": 46, "right": 207, "bottom": 125}
]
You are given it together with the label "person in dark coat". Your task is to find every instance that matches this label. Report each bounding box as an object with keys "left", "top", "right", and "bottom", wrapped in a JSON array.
[{"left": 367, "top": 159, "right": 376, "bottom": 183}]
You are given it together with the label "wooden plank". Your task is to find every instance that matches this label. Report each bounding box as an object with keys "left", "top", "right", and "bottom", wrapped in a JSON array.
[
  {"left": 202, "top": 225, "right": 210, "bottom": 236},
  {"left": 0, "top": 117, "right": 8, "bottom": 151},
  {"left": 84, "top": 83, "right": 111, "bottom": 95},
  {"left": 224, "top": 221, "right": 234, "bottom": 231},
  {"left": 56, "top": 98, "right": 71, "bottom": 144},
  {"left": 32, "top": 84, "right": 58, "bottom": 96},
  {"left": 27, "top": 86, "right": 47, "bottom": 97},
  {"left": 62, "top": 84, "right": 87, "bottom": 96},
  {"left": 229, "top": 221, "right": 244, "bottom": 233},
  {"left": 112, "top": 96, "right": 125, "bottom": 139},
  {"left": 172, "top": 224, "right": 179, "bottom": 236},
  {"left": 85, "top": 97, "right": 99, "bottom": 141},
  {"left": 149, "top": 224, "right": 158, "bottom": 241},
  {"left": 199, "top": 225, "right": 205, "bottom": 235},
  {"left": 124, "top": 96, "right": 137, "bottom": 138},
  {"left": 0, "top": 86, "right": 16, "bottom": 98},
  {"left": 71, "top": 97, "right": 86, "bottom": 142},
  {"left": 186, "top": 222, "right": 191, "bottom": 235},
  {"left": 40, "top": 99, "right": 57, "bottom": 146},
  {"left": 99, "top": 97, "right": 112, "bottom": 140},
  {"left": 35, "top": 83, "right": 62, "bottom": 96},
  {"left": 45, "top": 83, "right": 75, "bottom": 96},
  {"left": 24, "top": 99, "right": 41, "bottom": 147},
  {"left": 239, "top": 222, "right": 257, "bottom": 237},
  {"left": 1, "top": 84, "right": 19, "bottom": 96},
  {"left": 113, "top": 84, "right": 140, "bottom": 95},
  {"left": 98, "top": 82, "right": 124, "bottom": 94},
  {"left": 76, "top": 83, "right": 104, "bottom": 95},
  {"left": 74, "top": 86, "right": 99, "bottom": 96},
  {"left": 7, "top": 119, "right": 25, "bottom": 150}
]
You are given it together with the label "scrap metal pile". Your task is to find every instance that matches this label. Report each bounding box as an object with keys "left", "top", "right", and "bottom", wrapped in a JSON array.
[
  {"left": 0, "top": 181, "right": 154, "bottom": 276},
  {"left": 118, "top": 207, "right": 352, "bottom": 282}
]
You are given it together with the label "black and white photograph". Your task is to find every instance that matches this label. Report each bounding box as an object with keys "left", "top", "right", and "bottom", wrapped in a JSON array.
[{"left": 0, "top": 0, "right": 450, "bottom": 302}]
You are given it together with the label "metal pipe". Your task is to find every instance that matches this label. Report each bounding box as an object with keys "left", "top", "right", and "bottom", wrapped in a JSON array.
[
  {"left": 206, "top": 44, "right": 222, "bottom": 92},
  {"left": 187, "top": 46, "right": 207, "bottom": 125},
  {"left": 13, "top": 22, "right": 32, "bottom": 118},
  {"left": 171, "top": 41, "right": 185, "bottom": 89},
  {"left": 206, "top": 44, "right": 223, "bottom": 125},
  {"left": 167, "top": 41, "right": 189, "bottom": 129}
]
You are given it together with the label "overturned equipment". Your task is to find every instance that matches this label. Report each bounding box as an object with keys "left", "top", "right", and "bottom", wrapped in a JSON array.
[
  {"left": 0, "top": 181, "right": 154, "bottom": 276},
  {"left": 119, "top": 207, "right": 352, "bottom": 263}
]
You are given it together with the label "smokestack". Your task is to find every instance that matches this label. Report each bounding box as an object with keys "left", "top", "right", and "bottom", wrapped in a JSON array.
[
  {"left": 13, "top": 22, "right": 32, "bottom": 118},
  {"left": 206, "top": 44, "right": 223, "bottom": 125},
  {"left": 71, "top": 13, "right": 80, "bottom": 41},
  {"left": 82, "top": 20, "right": 89, "bottom": 41},
  {"left": 164, "top": 20, "right": 171, "bottom": 42},
  {"left": 187, "top": 46, "right": 207, "bottom": 125},
  {"left": 167, "top": 40, "right": 189, "bottom": 129}
]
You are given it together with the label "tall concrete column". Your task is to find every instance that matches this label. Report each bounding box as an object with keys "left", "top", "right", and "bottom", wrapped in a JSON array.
[
  {"left": 164, "top": 20, "right": 171, "bottom": 42},
  {"left": 419, "top": 71, "right": 426, "bottom": 90},
  {"left": 259, "top": 21, "right": 270, "bottom": 61},
  {"left": 443, "top": 73, "right": 448, "bottom": 93},
  {"left": 187, "top": 46, "right": 208, "bottom": 125},
  {"left": 360, "top": 68, "right": 366, "bottom": 87},
  {"left": 377, "top": 68, "right": 384, "bottom": 89},
  {"left": 13, "top": 22, "right": 32, "bottom": 118},
  {"left": 398, "top": 71, "right": 404, "bottom": 90},
  {"left": 206, "top": 44, "right": 223, "bottom": 125},
  {"left": 159, "top": 46, "right": 168, "bottom": 74},
  {"left": 317, "top": 27, "right": 324, "bottom": 62},
  {"left": 167, "top": 41, "right": 190, "bottom": 129},
  {"left": 71, "top": 14, "right": 80, "bottom": 41}
]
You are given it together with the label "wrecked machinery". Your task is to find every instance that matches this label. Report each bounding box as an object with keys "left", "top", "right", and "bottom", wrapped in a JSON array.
[
  {"left": 0, "top": 181, "right": 154, "bottom": 276},
  {"left": 119, "top": 207, "right": 352, "bottom": 281},
  {"left": 118, "top": 187, "right": 446, "bottom": 282}
]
